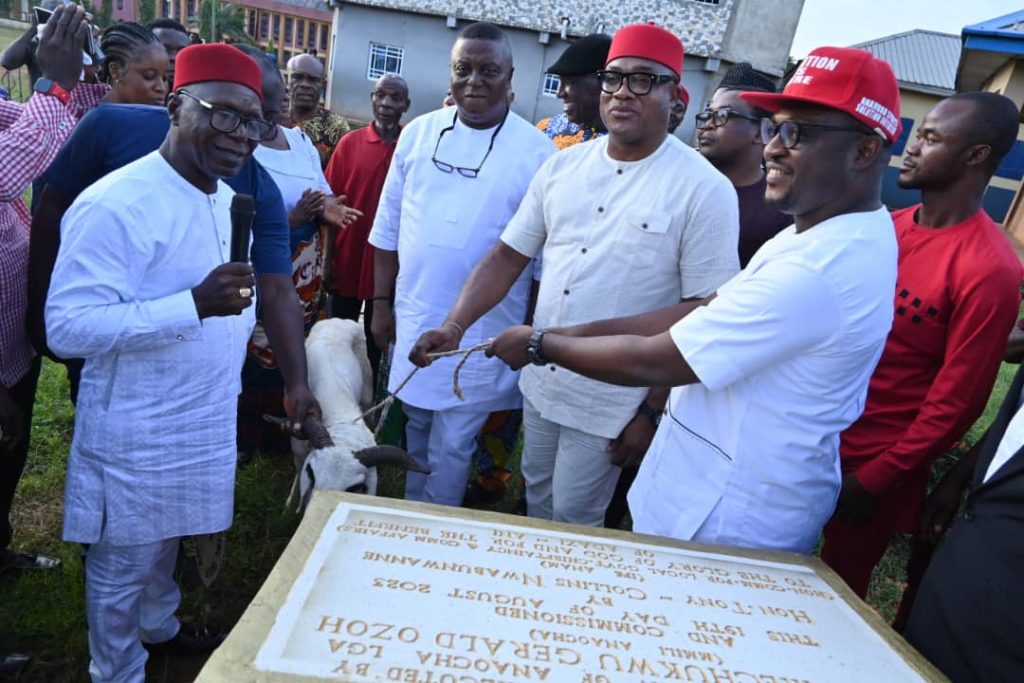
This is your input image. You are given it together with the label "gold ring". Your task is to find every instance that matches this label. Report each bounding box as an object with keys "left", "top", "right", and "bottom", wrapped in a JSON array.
[{"left": 239, "top": 287, "right": 253, "bottom": 298}]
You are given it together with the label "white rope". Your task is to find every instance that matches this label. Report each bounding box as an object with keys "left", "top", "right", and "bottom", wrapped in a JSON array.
[{"left": 355, "top": 342, "right": 493, "bottom": 437}]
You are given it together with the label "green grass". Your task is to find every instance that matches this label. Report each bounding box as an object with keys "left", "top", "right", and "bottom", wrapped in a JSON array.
[{"left": 1, "top": 24, "right": 33, "bottom": 102}]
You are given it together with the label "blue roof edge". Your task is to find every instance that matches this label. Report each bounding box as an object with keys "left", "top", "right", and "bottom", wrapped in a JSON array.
[{"left": 962, "top": 10, "right": 1024, "bottom": 40}]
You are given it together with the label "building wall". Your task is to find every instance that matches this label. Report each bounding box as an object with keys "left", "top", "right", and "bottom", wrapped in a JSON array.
[
  {"left": 881, "top": 87, "right": 1024, "bottom": 224},
  {"left": 328, "top": 3, "right": 715, "bottom": 140},
  {"left": 329, "top": 5, "right": 575, "bottom": 125},
  {"left": 979, "top": 58, "right": 1024, "bottom": 234},
  {"left": 719, "top": 0, "right": 804, "bottom": 77}
]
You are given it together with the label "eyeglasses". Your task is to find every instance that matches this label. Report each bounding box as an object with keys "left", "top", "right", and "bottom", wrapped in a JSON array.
[
  {"left": 760, "top": 118, "right": 872, "bottom": 149},
  {"left": 177, "top": 90, "right": 277, "bottom": 142},
  {"left": 431, "top": 109, "right": 507, "bottom": 178},
  {"left": 596, "top": 70, "right": 677, "bottom": 96},
  {"left": 695, "top": 107, "right": 761, "bottom": 129}
]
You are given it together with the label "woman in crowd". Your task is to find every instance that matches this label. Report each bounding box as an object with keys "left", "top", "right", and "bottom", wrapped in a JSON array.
[
  {"left": 98, "top": 22, "right": 167, "bottom": 106},
  {"left": 236, "top": 45, "right": 360, "bottom": 461}
]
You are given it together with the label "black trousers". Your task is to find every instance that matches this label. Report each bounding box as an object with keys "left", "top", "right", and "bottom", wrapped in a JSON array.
[
  {"left": 330, "top": 295, "right": 382, "bottom": 389},
  {"left": 0, "top": 356, "right": 41, "bottom": 550}
]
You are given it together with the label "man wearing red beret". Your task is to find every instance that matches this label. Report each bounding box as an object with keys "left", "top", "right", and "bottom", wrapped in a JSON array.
[
  {"left": 45, "top": 44, "right": 316, "bottom": 681},
  {"left": 487, "top": 46, "right": 901, "bottom": 553},
  {"left": 412, "top": 23, "right": 739, "bottom": 527}
]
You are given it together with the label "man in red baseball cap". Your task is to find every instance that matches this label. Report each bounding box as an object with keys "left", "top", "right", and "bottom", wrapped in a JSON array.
[
  {"left": 46, "top": 43, "right": 317, "bottom": 680},
  {"left": 412, "top": 22, "right": 739, "bottom": 528},
  {"left": 486, "top": 46, "right": 900, "bottom": 554}
]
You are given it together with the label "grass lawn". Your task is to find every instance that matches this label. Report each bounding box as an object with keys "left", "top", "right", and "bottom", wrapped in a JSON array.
[{"left": 0, "top": 356, "right": 1017, "bottom": 681}]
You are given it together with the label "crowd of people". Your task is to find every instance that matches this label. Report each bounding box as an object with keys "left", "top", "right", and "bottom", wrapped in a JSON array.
[{"left": 1, "top": 4, "right": 1023, "bottom": 682}]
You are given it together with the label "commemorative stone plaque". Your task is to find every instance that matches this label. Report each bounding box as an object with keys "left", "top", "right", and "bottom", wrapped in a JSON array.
[{"left": 198, "top": 493, "right": 946, "bottom": 682}]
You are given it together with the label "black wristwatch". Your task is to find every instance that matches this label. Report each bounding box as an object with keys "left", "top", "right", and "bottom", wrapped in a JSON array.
[
  {"left": 526, "top": 328, "right": 548, "bottom": 366},
  {"left": 636, "top": 401, "right": 662, "bottom": 428}
]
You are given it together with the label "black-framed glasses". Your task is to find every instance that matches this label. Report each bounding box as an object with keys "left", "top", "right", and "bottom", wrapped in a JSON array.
[
  {"left": 760, "top": 118, "right": 871, "bottom": 149},
  {"left": 596, "top": 70, "right": 677, "bottom": 96},
  {"left": 431, "top": 109, "right": 507, "bottom": 178},
  {"left": 177, "top": 90, "right": 277, "bottom": 142},
  {"left": 695, "top": 107, "right": 761, "bottom": 129}
]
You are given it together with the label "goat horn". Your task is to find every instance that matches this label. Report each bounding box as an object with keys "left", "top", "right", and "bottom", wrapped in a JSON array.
[
  {"left": 354, "top": 445, "right": 430, "bottom": 473},
  {"left": 303, "top": 414, "right": 335, "bottom": 449}
]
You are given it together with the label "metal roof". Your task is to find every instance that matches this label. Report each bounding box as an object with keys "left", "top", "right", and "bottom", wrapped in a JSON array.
[
  {"left": 957, "top": 9, "right": 1024, "bottom": 92},
  {"left": 854, "top": 29, "right": 959, "bottom": 96}
]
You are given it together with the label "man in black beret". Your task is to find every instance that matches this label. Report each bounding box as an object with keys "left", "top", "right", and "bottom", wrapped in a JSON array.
[{"left": 536, "top": 33, "right": 610, "bottom": 149}]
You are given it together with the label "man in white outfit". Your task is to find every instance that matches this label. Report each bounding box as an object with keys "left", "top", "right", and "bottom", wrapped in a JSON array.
[
  {"left": 369, "top": 22, "right": 555, "bottom": 505},
  {"left": 411, "top": 23, "right": 739, "bottom": 526},
  {"left": 488, "top": 46, "right": 902, "bottom": 554},
  {"left": 46, "top": 44, "right": 316, "bottom": 682}
]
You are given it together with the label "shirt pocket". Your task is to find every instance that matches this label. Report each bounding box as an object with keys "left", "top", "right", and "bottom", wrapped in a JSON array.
[
  {"left": 426, "top": 207, "right": 473, "bottom": 250},
  {"left": 620, "top": 211, "right": 671, "bottom": 266}
]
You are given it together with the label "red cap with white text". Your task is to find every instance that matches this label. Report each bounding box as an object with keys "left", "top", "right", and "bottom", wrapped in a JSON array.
[{"left": 742, "top": 46, "right": 901, "bottom": 143}]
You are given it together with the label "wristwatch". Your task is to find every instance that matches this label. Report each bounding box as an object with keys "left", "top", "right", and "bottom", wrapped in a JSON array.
[
  {"left": 33, "top": 78, "right": 71, "bottom": 105},
  {"left": 636, "top": 401, "right": 662, "bottom": 428},
  {"left": 526, "top": 328, "right": 548, "bottom": 366}
]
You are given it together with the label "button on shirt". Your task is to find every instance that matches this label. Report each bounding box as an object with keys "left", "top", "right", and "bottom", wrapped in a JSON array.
[
  {"left": 368, "top": 109, "right": 555, "bottom": 411},
  {"left": 501, "top": 135, "right": 740, "bottom": 439},
  {"left": 46, "top": 151, "right": 256, "bottom": 545},
  {"left": 628, "top": 207, "right": 898, "bottom": 553}
]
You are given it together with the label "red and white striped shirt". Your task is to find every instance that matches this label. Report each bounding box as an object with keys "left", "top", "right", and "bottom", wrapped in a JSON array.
[{"left": 0, "top": 83, "right": 107, "bottom": 387}]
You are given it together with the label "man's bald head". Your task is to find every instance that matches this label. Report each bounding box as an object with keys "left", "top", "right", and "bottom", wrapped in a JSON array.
[
  {"left": 287, "top": 53, "right": 324, "bottom": 78},
  {"left": 288, "top": 53, "right": 326, "bottom": 119},
  {"left": 375, "top": 74, "right": 408, "bottom": 98}
]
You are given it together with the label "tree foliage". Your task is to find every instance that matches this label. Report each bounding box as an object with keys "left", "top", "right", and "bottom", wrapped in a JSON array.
[
  {"left": 198, "top": 0, "right": 252, "bottom": 44},
  {"left": 98, "top": 0, "right": 112, "bottom": 28},
  {"left": 139, "top": 0, "right": 156, "bottom": 26}
]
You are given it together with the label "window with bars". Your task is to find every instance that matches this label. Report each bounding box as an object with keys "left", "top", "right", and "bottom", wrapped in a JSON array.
[
  {"left": 320, "top": 24, "right": 329, "bottom": 50},
  {"left": 285, "top": 17, "right": 293, "bottom": 45},
  {"left": 296, "top": 21, "right": 305, "bottom": 49},
  {"left": 542, "top": 73, "right": 560, "bottom": 97},
  {"left": 367, "top": 42, "right": 403, "bottom": 80},
  {"left": 259, "top": 12, "right": 269, "bottom": 40},
  {"left": 272, "top": 15, "right": 280, "bottom": 40}
]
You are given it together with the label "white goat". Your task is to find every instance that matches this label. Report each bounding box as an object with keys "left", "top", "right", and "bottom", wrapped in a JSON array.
[{"left": 271, "top": 318, "right": 424, "bottom": 512}]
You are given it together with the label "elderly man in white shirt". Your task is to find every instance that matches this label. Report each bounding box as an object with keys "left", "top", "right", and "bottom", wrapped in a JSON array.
[
  {"left": 411, "top": 23, "right": 739, "bottom": 526},
  {"left": 45, "top": 45, "right": 317, "bottom": 682},
  {"left": 369, "top": 22, "right": 555, "bottom": 506},
  {"left": 487, "top": 46, "right": 902, "bottom": 554}
]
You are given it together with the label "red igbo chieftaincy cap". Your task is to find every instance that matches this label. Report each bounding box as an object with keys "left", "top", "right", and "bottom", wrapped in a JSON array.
[
  {"left": 606, "top": 23, "right": 684, "bottom": 77},
  {"left": 173, "top": 43, "right": 263, "bottom": 101},
  {"left": 742, "top": 47, "right": 901, "bottom": 143}
]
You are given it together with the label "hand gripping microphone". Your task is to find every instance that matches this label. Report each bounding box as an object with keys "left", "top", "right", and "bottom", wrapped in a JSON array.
[{"left": 229, "top": 194, "right": 255, "bottom": 263}]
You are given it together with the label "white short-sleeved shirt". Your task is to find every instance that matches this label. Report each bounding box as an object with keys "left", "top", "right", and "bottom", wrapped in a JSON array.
[
  {"left": 368, "top": 108, "right": 555, "bottom": 411},
  {"left": 628, "top": 207, "right": 898, "bottom": 554},
  {"left": 501, "top": 135, "right": 740, "bottom": 439}
]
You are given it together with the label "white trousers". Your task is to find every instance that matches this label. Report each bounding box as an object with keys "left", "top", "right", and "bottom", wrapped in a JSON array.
[
  {"left": 522, "top": 398, "right": 621, "bottom": 526},
  {"left": 85, "top": 534, "right": 181, "bottom": 683},
  {"left": 403, "top": 403, "right": 491, "bottom": 506}
]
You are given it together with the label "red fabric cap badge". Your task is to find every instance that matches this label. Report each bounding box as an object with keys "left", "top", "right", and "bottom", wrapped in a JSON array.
[
  {"left": 606, "top": 23, "right": 684, "bottom": 77},
  {"left": 742, "top": 46, "right": 901, "bottom": 143},
  {"left": 173, "top": 44, "right": 263, "bottom": 101}
]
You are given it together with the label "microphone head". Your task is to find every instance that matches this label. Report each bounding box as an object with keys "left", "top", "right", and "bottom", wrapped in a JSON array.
[{"left": 231, "top": 193, "right": 255, "bottom": 214}]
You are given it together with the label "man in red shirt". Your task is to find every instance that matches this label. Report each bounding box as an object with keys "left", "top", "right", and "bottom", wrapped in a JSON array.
[
  {"left": 324, "top": 74, "right": 409, "bottom": 384},
  {"left": 823, "top": 91, "right": 1024, "bottom": 599}
]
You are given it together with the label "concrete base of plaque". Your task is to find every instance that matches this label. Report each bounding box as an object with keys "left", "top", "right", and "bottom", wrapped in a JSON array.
[{"left": 197, "top": 492, "right": 946, "bottom": 682}]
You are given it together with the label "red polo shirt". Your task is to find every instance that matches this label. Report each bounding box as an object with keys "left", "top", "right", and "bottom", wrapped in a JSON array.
[{"left": 324, "top": 122, "right": 400, "bottom": 299}]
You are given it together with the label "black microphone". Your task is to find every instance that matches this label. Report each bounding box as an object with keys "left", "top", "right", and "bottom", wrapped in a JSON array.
[{"left": 230, "top": 194, "right": 255, "bottom": 263}]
